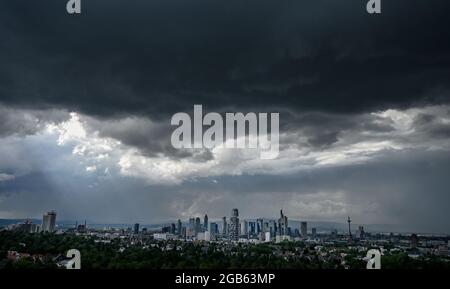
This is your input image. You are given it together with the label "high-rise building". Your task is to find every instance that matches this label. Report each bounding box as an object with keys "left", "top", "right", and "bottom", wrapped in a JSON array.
[
  {"left": 177, "top": 219, "right": 182, "bottom": 235},
  {"left": 265, "top": 232, "right": 271, "bottom": 242},
  {"left": 312, "top": 227, "right": 317, "bottom": 238},
  {"left": 357, "top": 226, "right": 365, "bottom": 239},
  {"left": 209, "top": 222, "right": 218, "bottom": 234},
  {"left": 256, "top": 219, "right": 263, "bottom": 234},
  {"left": 204, "top": 214, "right": 208, "bottom": 231},
  {"left": 171, "top": 223, "right": 176, "bottom": 234},
  {"left": 222, "top": 217, "right": 228, "bottom": 237},
  {"left": 240, "top": 220, "right": 248, "bottom": 236},
  {"left": 264, "top": 221, "right": 271, "bottom": 235},
  {"left": 248, "top": 221, "right": 256, "bottom": 235},
  {"left": 301, "top": 221, "right": 307, "bottom": 237},
  {"left": 13, "top": 219, "right": 34, "bottom": 233},
  {"left": 134, "top": 223, "right": 140, "bottom": 234},
  {"left": 278, "top": 210, "right": 288, "bottom": 236},
  {"left": 188, "top": 218, "right": 195, "bottom": 238},
  {"left": 209, "top": 222, "right": 218, "bottom": 239},
  {"left": 229, "top": 208, "right": 239, "bottom": 241},
  {"left": 42, "top": 211, "right": 56, "bottom": 233},
  {"left": 195, "top": 217, "right": 201, "bottom": 235}
]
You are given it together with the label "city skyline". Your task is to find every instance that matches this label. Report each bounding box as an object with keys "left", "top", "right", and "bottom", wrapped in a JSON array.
[
  {"left": 1, "top": 1, "right": 450, "bottom": 235},
  {"left": 2, "top": 207, "right": 448, "bottom": 236}
]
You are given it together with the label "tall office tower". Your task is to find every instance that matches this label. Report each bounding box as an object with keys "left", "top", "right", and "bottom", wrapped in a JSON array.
[
  {"left": 42, "top": 211, "right": 56, "bottom": 233},
  {"left": 177, "top": 219, "right": 182, "bottom": 235},
  {"left": 222, "top": 216, "right": 228, "bottom": 236},
  {"left": 209, "top": 222, "right": 218, "bottom": 239},
  {"left": 249, "top": 221, "right": 255, "bottom": 235},
  {"left": 209, "top": 222, "right": 216, "bottom": 234},
  {"left": 276, "top": 210, "right": 285, "bottom": 236},
  {"left": 256, "top": 219, "right": 263, "bottom": 234},
  {"left": 301, "top": 221, "right": 307, "bottom": 237},
  {"left": 240, "top": 220, "right": 248, "bottom": 236},
  {"left": 171, "top": 223, "right": 176, "bottom": 234},
  {"left": 134, "top": 223, "right": 140, "bottom": 234},
  {"left": 229, "top": 208, "right": 239, "bottom": 241},
  {"left": 277, "top": 210, "right": 288, "bottom": 236},
  {"left": 195, "top": 217, "right": 202, "bottom": 235},
  {"left": 204, "top": 214, "right": 208, "bottom": 231},
  {"left": 312, "top": 227, "right": 317, "bottom": 238},
  {"left": 239, "top": 220, "right": 248, "bottom": 236},
  {"left": 188, "top": 218, "right": 195, "bottom": 238},
  {"left": 265, "top": 221, "right": 271, "bottom": 237}
]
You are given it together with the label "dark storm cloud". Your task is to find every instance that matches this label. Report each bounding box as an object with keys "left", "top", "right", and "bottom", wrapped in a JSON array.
[
  {"left": 1, "top": 0, "right": 450, "bottom": 119},
  {"left": 413, "top": 110, "right": 450, "bottom": 139}
]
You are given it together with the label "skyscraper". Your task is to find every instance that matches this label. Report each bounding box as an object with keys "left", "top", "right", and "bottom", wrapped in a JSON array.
[
  {"left": 301, "top": 221, "right": 307, "bottom": 237},
  {"left": 188, "top": 218, "right": 195, "bottom": 238},
  {"left": 204, "top": 214, "right": 208, "bottom": 231},
  {"left": 312, "top": 227, "right": 317, "bottom": 238},
  {"left": 209, "top": 222, "right": 218, "bottom": 239},
  {"left": 222, "top": 216, "right": 228, "bottom": 237},
  {"left": 240, "top": 220, "right": 248, "bottom": 236},
  {"left": 278, "top": 210, "right": 288, "bottom": 236},
  {"left": 256, "top": 218, "right": 263, "bottom": 234},
  {"left": 229, "top": 208, "right": 239, "bottom": 241},
  {"left": 248, "top": 221, "right": 256, "bottom": 235},
  {"left": 42, "top": 211, "right": 56, "bottom": 233},
  {"left": 195, "top": 217, "right": 201, "bottom": 235},
  {"left": 177, "top": 219, "right": 182, "bottom": 235},
  {"left": 134, "top": 223, "right": 140, "bottom": 234}
]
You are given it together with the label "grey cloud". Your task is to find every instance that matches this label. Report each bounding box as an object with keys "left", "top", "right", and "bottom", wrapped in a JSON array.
[
  {"left": 0, "top": 106, "right": 69, "bottom": 137},
  {"left": 413, "top": 111, "right": 450, "bottom": 139},
  {"left": 0, "top": 173, "right": 15, "bottom": 182}
]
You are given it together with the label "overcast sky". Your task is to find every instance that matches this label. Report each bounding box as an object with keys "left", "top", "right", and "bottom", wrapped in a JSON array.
[{"left": 1, "top": 0, "right": 450, "bottom": 233}]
